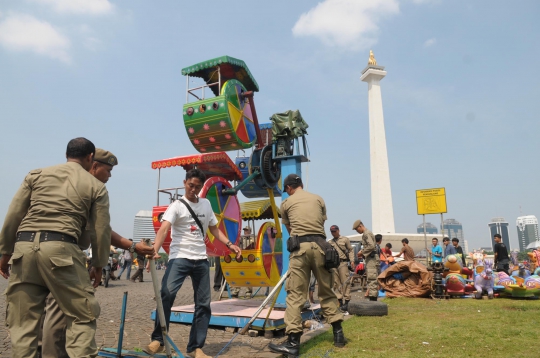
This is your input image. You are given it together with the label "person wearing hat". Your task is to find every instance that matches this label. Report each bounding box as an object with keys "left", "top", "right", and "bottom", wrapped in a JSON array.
[
  {"left": 40, "top": 148, "right": 156, "bottom": 358},
  {"left": 241, "top": 226, "right": 255, "bottom": 250},
  {"left": 0, "top": 138, "right": 112, "bottom": 357},
  {"left": 269, "top": 174, "right": 345, "bottom": 357},
  {"left": 329, "top": 225, "right": 355, "bottom": 312},
  {"left": 352, "top": 220, "right": 379, "bottom": 301}
]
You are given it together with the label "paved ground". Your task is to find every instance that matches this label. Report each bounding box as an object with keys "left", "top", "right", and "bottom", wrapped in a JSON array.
[{"left": 0, "top": 269, "right": 366, "bottom": 357}]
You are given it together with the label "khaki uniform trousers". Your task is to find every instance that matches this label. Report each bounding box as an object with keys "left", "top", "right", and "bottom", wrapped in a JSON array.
[
  {"left": 332, "top": 262, "right": 352, "bottom": 301},
  {"left": 365, "top": 255, "right": 379, "bottom": 298},
  {"left": 284, "top": 242, "right": 343, "bottom": 334},
  {"left": 5, "top": 234, "right": 100, "bottom": 358},
  {"left": 42, "top": 294, "right": 69, "bottom": 358}
]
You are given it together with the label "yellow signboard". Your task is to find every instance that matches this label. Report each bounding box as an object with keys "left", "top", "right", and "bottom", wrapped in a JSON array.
[{"left": 416, "top": 187, "right": 447, "bottom": 215}]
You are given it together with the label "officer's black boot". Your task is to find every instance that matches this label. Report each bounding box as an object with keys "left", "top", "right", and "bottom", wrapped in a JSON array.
[
  {"left": 331, "top": 321, "right": 347, "bottom": 347},
  {"left": 342, "top": 300, "right": 350, "bottom": 312},
  {"left": 268, "top": 332, "right": 302, "bottom": 357},
  {"left": 338, "top": 299, "right": 343, "bottom": 307}
]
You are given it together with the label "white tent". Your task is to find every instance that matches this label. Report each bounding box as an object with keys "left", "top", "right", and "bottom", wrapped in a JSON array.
[{"left": 526, "top": 240, "right": 540, "bottom": 249}]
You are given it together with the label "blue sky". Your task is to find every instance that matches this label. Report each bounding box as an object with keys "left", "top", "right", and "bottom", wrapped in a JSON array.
[{"left": 1, "top": 0, "right": 539, "bottom": 250}]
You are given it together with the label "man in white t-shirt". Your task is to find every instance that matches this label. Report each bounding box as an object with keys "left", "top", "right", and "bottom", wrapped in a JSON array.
[{"left": 146, "top": 169, "right": 241, "bottom": 358}]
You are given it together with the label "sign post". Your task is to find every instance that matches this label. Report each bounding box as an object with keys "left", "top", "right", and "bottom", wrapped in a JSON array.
[{"left": 416, "top": 188, "right": 448, "bottom": 262}]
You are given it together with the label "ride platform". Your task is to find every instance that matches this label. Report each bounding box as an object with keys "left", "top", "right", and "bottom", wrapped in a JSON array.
[{"left": 151, "top": 299, "right": 320, "bottom": 332}]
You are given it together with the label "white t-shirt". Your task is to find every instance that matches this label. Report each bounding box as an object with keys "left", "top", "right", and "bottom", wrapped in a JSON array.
[{"left": 161, "top": 197, "right": 218, "bottom": 260}]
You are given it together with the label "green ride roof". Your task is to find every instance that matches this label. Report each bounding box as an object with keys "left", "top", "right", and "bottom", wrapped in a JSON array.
[{"left": 181, "top": 56, "right": 259, "bottom": 96}]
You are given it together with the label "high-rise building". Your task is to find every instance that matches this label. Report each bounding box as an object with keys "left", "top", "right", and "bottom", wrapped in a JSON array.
[
  {"left": 132, "top": 210, "right": 155, "bottom": 243},
  {"left": 488, "top": 217, "right": 510, "bottom": 250},
  {"left": 516, "top": 215, "right": 539, "bottom": 252},
  {"left": 441, "top": 219, "right": 463, "bottom": 242},
  {"left": 417, "top": 222, "right": 438, "bottom": 234}
]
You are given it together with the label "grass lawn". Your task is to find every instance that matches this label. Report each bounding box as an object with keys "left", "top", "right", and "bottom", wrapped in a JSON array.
[{"left": 300, "top": 297, "right": 539, "bottom": 358}]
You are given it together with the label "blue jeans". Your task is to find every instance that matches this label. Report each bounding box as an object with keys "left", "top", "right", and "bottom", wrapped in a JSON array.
[
  {"left": 151, "top": 258, "right": 211, "bottom": 353},
  {"left": 117, "top": 260, "right": 132, "bottom": 279}
]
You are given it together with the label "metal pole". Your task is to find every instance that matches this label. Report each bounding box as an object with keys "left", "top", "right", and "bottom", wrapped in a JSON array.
[
  {"left": 116, "top": 291, "right": 128, "bottom": 357},
  {"left": 186, "top": 75, "right": 189, "bottom": 103},
  {"left": 440, "top": 213, "right": 445, "bottom": 258},
  {"left": 423, "top": 214, "right": 428, "bottom": 266},
  {"left": 215, "top": 269, "right": 289, "bottom": 357},
  {"left": 157, "top": 168, "right": 161, "bottom": 206},
  {"left": 145, "top": 240, "right": 172, "bottom": 357},
  {"left": 218, "top": 66, "right": 221, "bottom": 93}
]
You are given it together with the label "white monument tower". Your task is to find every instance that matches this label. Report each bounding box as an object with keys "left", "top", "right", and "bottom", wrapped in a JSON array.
[{"left": 360, "top": 51, "right": 395, "bottom": 233}]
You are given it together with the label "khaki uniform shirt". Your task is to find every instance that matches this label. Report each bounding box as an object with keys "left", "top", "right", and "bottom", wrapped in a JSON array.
[
  {"left": 280, "top": 188, "right": 327, "bottom": 237},
  {"left": 361, "top": 229, "right": 378, "bottom": 262},
  {"left": 242, "top": 235, "right": 255, "bottom": 250},
  {"left": 330, "top": 236, "right": 355, "bottom": 262},
  {"left": 0, "top": 162, "right": 112, "bottom": 267}
]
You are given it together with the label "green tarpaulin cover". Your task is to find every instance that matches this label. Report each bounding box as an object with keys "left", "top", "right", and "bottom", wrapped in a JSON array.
[{"left": 270, "top": 110, "right": 309, "bottom": 139}]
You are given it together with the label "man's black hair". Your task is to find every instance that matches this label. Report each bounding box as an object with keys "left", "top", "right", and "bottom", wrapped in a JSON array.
[
  {"left": 287, "top": 182, "right": 302, "bottom": 190},
  {"left": 386, "top": 243, "right": 392, "bottom": 249},
  {"left": 452, "top": 238, "right": 459, "bottom": 243},
  {"left": 443, "top": 237, "right": 450, "bottom": 242},
  {"left": 186, "top": 168, "right": 206, "bottom": 183},
  {"left": 375, "top": 234, "right": 382, "bottom": 243},
  {"left": 432, "top": 238, "right": 439, "bottom": 242},
  {"left": 66, "top": 137, "right": 95, "bottom": 159},
  {"left": 402, "top": 238, "right": 409, "bottom": 244},
  {"left": 494, "top": 234, "right": 501, "bottom": 239}
]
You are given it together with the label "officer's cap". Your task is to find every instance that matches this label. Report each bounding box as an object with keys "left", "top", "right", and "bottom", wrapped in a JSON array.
[
  {"left": 330, "top": 225, "right": 339, "bottom": 232},
  {"left": 243, "top": 226, "right": 251, "bottom": 231},
  {"left": 352, "top": 220, "right": 363, "bottom": 230},
  {"left": 94, "top": 148, "right": 118, "bottom": 166},
  {"left": 283, "top": 174, "right": 302, "bottom": 187}
]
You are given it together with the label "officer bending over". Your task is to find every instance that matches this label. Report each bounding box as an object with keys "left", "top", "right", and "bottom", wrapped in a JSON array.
[{"left": 353, "top": 220, "right": 379, "bottom": 301}]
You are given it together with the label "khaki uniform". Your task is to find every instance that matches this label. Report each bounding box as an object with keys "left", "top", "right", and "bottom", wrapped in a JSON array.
[
  {"left": 280, "top": 188, "right": 343, "bottom": 334},
  {"left": 42, "top": 294, "right": 69, "bottom": 358},
  {"left": 361, "top": 229, "right": 380, "bottom": 298},
  {"left": 241, "top": 234, "right": 255, "bottom": 250},
  {"left": 330, "top": 236, "right": 355, "bottom": 301},
  {"left": 0, "top": 162, "right": 111, "bottom": 358}
]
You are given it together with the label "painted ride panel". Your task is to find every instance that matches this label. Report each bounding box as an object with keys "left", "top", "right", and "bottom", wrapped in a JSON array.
[
  {"left": 220, "top": 221, "right": 283, "bottom": 287},
  {"left": 183, "top": 79, "right": 257, "bottom": 153}
]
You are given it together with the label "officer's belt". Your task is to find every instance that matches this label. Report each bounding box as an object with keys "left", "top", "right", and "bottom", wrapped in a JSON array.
[
  {"left": 340, "top": 259, "right": 349, "bottom": 262},
  {"left": 16, "top": 231, "right": 77, "bottom": 245},
  {"left": 297, "top": 234, "right": 326, "bottom": 243}
]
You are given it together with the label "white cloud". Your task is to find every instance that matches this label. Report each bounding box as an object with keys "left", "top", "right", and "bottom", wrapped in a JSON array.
[
  {"left": 292, "top": 0, "right": 400, "bottom": 50},
  {"left": 0, "top": 13, "right": 71, "bottom": 63},
  {"left": 424, "top": 38, "right": 436, "bottom": 47},
  {"left": 31, "top": 0, "right": 114, "bottom": 15}
]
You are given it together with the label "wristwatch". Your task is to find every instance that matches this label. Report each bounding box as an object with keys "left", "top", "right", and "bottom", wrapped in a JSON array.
[
  {"left": 226, "top": 241, "right": 232, "bottom": 248},
  {"left": 128, "top": 241, "right": 136, "bottom": 253}
]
